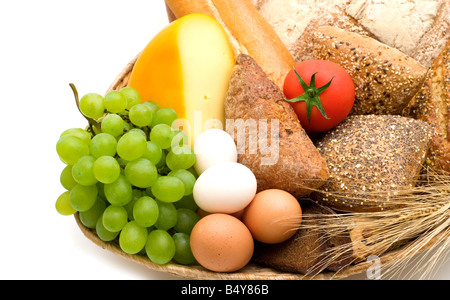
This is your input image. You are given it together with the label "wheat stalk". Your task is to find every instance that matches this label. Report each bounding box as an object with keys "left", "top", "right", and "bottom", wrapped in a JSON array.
[{"left": 278, "top": 170, "right": 450, "bottom": 279}]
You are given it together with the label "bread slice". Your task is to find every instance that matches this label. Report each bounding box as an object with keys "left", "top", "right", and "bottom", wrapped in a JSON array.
[
  {"left": 311, "top": 115, "right": 432, "bottom": 212},
  {"left": 224, "top": 54, "right": 329, "bottom": 198},
  {"left": 313, "top": 26, "right": 427, "bottom": 115},
  {"left": 403, "top": 39, "right": 450, "bottom": 174}
]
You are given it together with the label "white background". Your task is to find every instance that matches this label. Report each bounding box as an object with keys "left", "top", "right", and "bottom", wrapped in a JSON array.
[{"left": 1, "top": 0, "right": 449, "bottom": 280}]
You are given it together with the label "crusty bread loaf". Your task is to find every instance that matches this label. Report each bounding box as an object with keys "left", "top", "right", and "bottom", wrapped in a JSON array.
[
  {"left": 224, "top": 54, "right": 329, "bottom": 198},
  {"left": 311, "top": 115, "right": 432, "bottom": 212},
  {"left": 346, "top": 0, "right": 449, "bottom": 68},
  {"left": 250, "top": 0, "right": 374, "bottom": 62},
  {"left": 411, "top": 0, "right": 450, "bottom": 67},
  {"left": 165, "top": 0, "right": 296, "bottom": 89},
  {"left": 403, "top": 39, "right": 450, "bottom": 174},
  {"left": 313, "top": 26, "right": 427, "bottom": 115}
]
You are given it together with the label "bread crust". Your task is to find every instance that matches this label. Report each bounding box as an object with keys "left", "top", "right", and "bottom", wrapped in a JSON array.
[
  {"left": 403, "top": 39, "right": 450, "bottom": 174},
  {"left": 224, "top": 54, "right": 329, "bottom": 198},
  {"left": 313, "top": 26, "right": 427, "bottom": 115}
]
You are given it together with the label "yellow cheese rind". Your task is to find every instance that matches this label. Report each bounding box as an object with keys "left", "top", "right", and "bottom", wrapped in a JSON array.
[{"left": 128, "top": 14, "right": 235, "bottom": 145}]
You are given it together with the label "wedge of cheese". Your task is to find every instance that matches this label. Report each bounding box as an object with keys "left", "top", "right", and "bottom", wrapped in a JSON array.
[{"left": 128, "top": 14, "right": 235, "bottom": 145}]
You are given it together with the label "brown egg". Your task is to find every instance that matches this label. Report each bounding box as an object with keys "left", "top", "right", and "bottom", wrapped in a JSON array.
[
  {"left": 190, "top": 213, "right": 254, "bottom": 272},
  {"left": 242, "top": 189, "right": 302, "bottom": 244}
]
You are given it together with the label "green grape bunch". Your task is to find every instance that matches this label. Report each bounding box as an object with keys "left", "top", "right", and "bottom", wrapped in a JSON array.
[{"left": 55, "top": 84, "right": 199, "bottom": 266}]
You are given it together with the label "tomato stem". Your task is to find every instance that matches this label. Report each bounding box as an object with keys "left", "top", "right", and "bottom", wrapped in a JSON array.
[{"left": 282, "top": 69, "right": 333, "bottom": 124}]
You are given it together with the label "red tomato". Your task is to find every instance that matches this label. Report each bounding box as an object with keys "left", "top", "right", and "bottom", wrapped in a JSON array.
[{"left": 283, "top": 60, "right": 355, "bottom": 132}]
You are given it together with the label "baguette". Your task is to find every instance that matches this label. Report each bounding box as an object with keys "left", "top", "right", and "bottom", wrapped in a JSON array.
[{"left": 164, "top": 0, "right": 296, "bottom": 89}]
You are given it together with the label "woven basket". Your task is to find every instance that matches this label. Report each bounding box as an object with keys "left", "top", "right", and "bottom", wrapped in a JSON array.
[{"left": 69, "top": 53, "right": 450, "bottom": 280}]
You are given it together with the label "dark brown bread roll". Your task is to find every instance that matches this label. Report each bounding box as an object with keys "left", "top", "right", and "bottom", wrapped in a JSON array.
[
  {"left": 253, "top": 201, "right": 353, "bottom": 276},
  {"left": 224, "top": 54, "right": 329, "bottom": 198}
]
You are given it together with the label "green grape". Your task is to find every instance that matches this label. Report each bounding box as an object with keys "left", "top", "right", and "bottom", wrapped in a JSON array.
[
  {"left": 117, "top": 131, "right": 147, "bottom": 161},
  {"left": 143, "top": 100, "right": 160, "bottom": 114},
  {"left": 104, "top": 90, "right": 127, "bottom": 113},
  {"left": 119, "top": 221, "right": 148, "bottom": 254},
  {"left": 69, "top": 183, "right": 98, "bottom": 212},
  {"left": 170, "top": 129, "right": 189, "bottom": 147},
  {"left": 96, "top": 213, "right": 120, "bottom": 242},
  {"left": 56, "top": 135, "right": 89, "bottom": 165},
  {"left": 129, "top": 104, "right": 154, "bottom": 127},
  {"left": 101, "top": 113, "right": 124, "bottom": 137},
  {"left": 104, "top": 174, "right": 133, "bottom": 206},
  {"left": 90, "top": 133, "right": 117, "bottom": 158},
  {"left": 168, "top": 169, "right": 196, "bottom": 196},
  {"left": 133, "top": 196, "right": 159, "bottom": 227},
  {"left": 172, "top": 232, "right": 195, "bottom": 265},
  {"left": 151, "top": 107, "right": 177, "bottom": 127},
  {"left": 123, "top": 120, "right": 133, "bottom": 133},
  {"left": 60, "top": 165, "right": 77, "bottom": 190},
  {"left": 142, "top": 141, "right": 162, "bottom": 166},
  {"left": 60, "top": 128, "right": 91, "bottom": 146},
  {"left": 55, "top": 191, "right": 77, "bottom": 216},
  {"left": 174, "top": 194, "right": 199, "bottom": 212},
  {"left": 124, "top": 189, "right": 144, "bottom": 220},
  {"left": 72, "top": 155, "right": 97, "bottom": 186},
  {"left": 149, "top": 124, "right": 173, "bottom": 150},
  {"left": 79, "top": 196, "right": 106, "bottom": 229},
  {"left": 121, "top": 86, "right": 141, "bottom": 110},
  {"left": 93, "top": 156, "right": 121, "bottom": 184},
  {"left": 124, "top": 158, "right": 157, "bottom": 188},
  {"left": 151, "top": 176, "right": 185, "bottom": 203},
  {"left": 154, "top": 200, "right": 177, "bottom": 231},
  {"left": 156, "top": 149, "right": 167, "bottom": 169},
  {"left": 128, "top": 128, "right": 147, "bottom": 138},
  {"left": 174, "top": 208, "right": 200, "bottom": 234},
  {"left": 79, "top": 93, "right": 105, "bottom": 119},
  {"left": 166, "top": 145, "right": 196, "bottom": 171},
  {"left": 97, "top": 181, "right": 106, "bottom": 199},
  {"left": 102, "top": 205, "right": 128, "bottom": 232},
  {"left": 145, "top": 229, "right": 176, "bottom": 265}
]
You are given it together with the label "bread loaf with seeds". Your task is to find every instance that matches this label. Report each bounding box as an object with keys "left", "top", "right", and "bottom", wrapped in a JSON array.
[
  {"left": 313, "top": 26, "right": 427, "bottom": 115},
  {"left": 403, "top": 39, "right": 450, "bottom": 174},
  {"left": 311, "top": 115, "right": 432, "bottom": 213}
]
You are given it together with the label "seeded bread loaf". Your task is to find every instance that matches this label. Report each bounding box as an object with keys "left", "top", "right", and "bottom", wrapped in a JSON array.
[
  {"left": 311, "top": 115, "right": 432, "bottom": 212},
  {"left": 313, "top": 26, "right": 427, "bottom": 115},
  {"left": 403, "top": 39, "right": 450, "bottom": 174},
  {"left": 224, "top": 54, "right": 329, "bottom": 198}
]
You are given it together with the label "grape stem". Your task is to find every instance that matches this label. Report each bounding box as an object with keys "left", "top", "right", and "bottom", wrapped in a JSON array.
[{"left": 69, "top": 83, "right": 101, "bottom": 135}]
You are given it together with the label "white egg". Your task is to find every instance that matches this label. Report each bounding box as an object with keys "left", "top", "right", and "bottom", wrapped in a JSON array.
[
  {"left": 193, "top": 129, "right": 237, "bottom": 175},
  {"left": 193, "top": 162, "right": 257, "bottom": 214}
]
